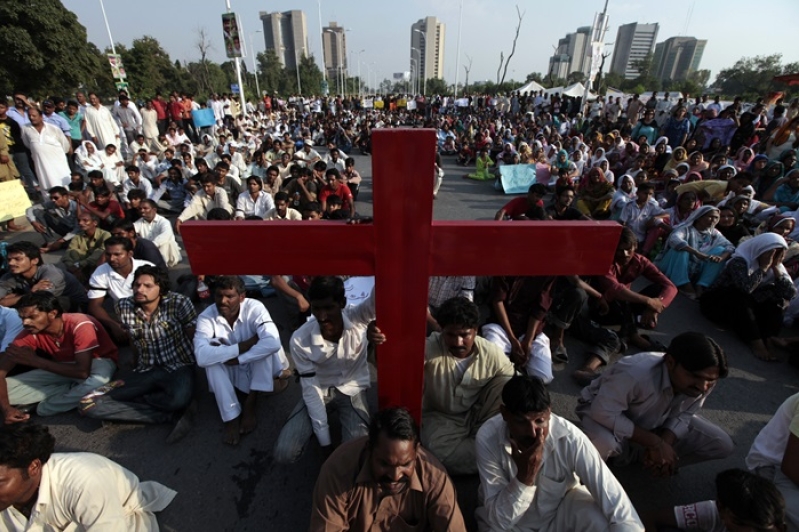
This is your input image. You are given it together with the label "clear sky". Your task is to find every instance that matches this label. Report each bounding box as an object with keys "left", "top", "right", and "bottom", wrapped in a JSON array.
[{"left": 64, "top": 0, "right": 799, "bottom": 86}]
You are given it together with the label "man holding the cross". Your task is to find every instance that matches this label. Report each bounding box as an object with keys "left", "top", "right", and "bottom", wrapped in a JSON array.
[{"left": 274, "top": 276, "right": 376, "bottom": 463}]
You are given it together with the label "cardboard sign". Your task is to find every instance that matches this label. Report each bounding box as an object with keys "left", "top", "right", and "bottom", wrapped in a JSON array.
[{"left": 0, "top": 180, "right": 32, "bottom": 222}]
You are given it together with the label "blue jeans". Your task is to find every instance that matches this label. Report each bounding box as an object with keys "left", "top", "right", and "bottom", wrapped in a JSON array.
[
  {"left": 80, "top": 366, "right": 194, "bottom": 424},
  {"left": 273, "top": 388, "right": 370, "bottom": 464}
]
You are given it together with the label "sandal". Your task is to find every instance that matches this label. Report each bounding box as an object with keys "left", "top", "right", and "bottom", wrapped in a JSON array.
[{"left": 553, "top": 345, "right": 569, "bottom": 364}]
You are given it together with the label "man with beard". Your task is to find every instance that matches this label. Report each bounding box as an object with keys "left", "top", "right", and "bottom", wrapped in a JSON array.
[
  {"left": 311, "top": 407, "right": 466, "bottom": 530},
  {"left": 195, "top": 276, "right": 289, "bottom": 445},
  {"left": 274, "top": 276, "right": 376, "bottom": 463}
]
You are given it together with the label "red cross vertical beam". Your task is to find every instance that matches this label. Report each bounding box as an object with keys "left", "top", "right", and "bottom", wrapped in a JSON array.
[{"left": 181, "top": 129, "right": 622, "bottom": 422}]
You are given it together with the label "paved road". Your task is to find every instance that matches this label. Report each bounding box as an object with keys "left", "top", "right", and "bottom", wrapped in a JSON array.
[{"left": 3, "top": 147, "right": 798, "bottom": 531}]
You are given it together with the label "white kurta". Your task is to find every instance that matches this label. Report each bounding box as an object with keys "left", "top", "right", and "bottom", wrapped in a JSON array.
[
  {"left": 84, "top": 105, "right": 120, "bottom": 150},
  {"left": 21, "top": 123, "right": 71, "bottom": 191},
  {"left": 98, "top": 149, "right": 125, "bottom": 186},
  {"left": 0, "top": 452, "right": 176, "bottom": 532},
  {"left": 134, "top": 215, "right": 182, "bottom": 267},
  {"left": 140, "top": 108, "right": 159, "bottom": 143}
]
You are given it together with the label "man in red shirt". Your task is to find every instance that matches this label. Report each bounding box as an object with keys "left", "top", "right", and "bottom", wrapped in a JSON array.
[
  {"left": 167, "top": 95, "right": 184, "bottom": 131},
  {"left": 80, "top": 188, "right": 126, "bottom": 232},
  {"left": 151, "top": 93, "right": 168, "bottom": 135},
  {"left": 0, "top": 292, "right": 118, "bottom": 423},
  {"left": 319, "top": 168, "right": 354, "bottom": 214},
  {"left": 494, "top": 184, "right": 546, "bottom": 220}
]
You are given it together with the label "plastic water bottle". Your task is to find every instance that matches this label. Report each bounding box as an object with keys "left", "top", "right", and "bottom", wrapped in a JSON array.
[{"left": 197, "top": 280, "right": 210, "bottom": 299}]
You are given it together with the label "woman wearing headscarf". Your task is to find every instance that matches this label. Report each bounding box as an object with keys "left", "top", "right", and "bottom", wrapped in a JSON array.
[
  {"left": 652, "top": 137, "right": 672, "bottom": 174},
  {"left": 687, "top": 151, "right": 709, "bottom": 175},
  {"left": 748, "top": 153, "right": 769, "bottom": 183},
  {"left": 631, "top": 108, "right": 659, "bottom": 145},
  {"left": 743, "top": 214, "right": 799, "bottom": 278},
  {"left": 610, "top": 174, "right": 637, "bottom": 220},
  {"left": 779, "top": 148, "right": 797, "bottom": 171},
  {"left": 75, "top": 140, "right": 103, "bottom": 176},
  {"left": 588, "top": 146, "right": 606, "bottom": 169},
  {"left": 700, "top": 233, "right": 796, "bottom": 361},
  {"left": 595, "top": 158, "right": 614, "bottom": 184},
  {"left": 234, "top": 175, "right": 274, "bottom": 219},
  {"left": 716, "top": 205, "right": 750, "bottom": 247},
  {"left": 733, "top": 147, "right": 754, "bottom": 173},
  {"left": 656, "top": 205, "right": 734, "bottom": 298},
  {"left": 757, "top": 160, "right": 785, "bottom": 201},
  {"left": 576, "top": 167, "right": 615, "bottom": 218},
  {"left": 772, "top": 168, "right": 799, "bottom": 212}
]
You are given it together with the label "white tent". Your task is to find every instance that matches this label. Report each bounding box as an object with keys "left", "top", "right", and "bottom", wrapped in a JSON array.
[
  {"left": 562, "top": 82, "right": 587, "bottom": 97},
  {"left": 516, "top": 80, "right": 545, "bottom": 94}
]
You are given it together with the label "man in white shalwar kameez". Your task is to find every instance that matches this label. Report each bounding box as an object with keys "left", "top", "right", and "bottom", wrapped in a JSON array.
[
  {"left": 475, "top": 375, "right": 643, "bottom": 532},
  {"left": 0, "top": 424, "right": 175, "bottom": 532},
  {"left": 133, "top": 200, "right": 182, "bottom": 267},
  {"left": 84, "top": 93, "right": 120, "bottom": 151},
  {"left": 195, "top": 276, "right": 289, "bottom": 445},
  {"left": 21, "top": 108, "right": 71, "bottom": 196}
]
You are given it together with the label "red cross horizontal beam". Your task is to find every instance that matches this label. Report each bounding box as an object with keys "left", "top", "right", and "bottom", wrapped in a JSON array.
[{"left": 182, "top": 129, "right": 622, "bottom": 424}]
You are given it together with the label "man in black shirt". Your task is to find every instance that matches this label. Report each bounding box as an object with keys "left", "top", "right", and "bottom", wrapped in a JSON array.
[{"left": 546, "top": 186, "right": 589, "bottom": 221}]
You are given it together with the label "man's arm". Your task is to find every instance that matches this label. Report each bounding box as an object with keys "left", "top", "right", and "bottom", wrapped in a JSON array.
[
  {"left": 270, "top": 276, "right": 309, "bottom": 312},
  {"left": 5, "top": 345, "right": 93, "bottom": 380},
  {"left": 193, "top": 313, "right": 258, "bottom": 368},
  {"left": 87, "top": 296, "right": 127, "bottom": 342},
  {"left": 236, "top": 302, "right": 282, "bottom": 365}
]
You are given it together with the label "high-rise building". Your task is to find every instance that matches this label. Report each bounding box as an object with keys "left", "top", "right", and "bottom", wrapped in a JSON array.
[
  {"left": 548, "top": 26, "right": 592, "bottom": 80},
  {"left": 410, "top": 17, "right": 445, "bottom": 83},
  {"left": 610, "top": 22, "right": 659, "bottom": 80},
  {"left": 652, "top": 36, "right": 707, "bottom": 81},
  {"left": 322, "top": 21, "right": 347, "bottom": 81},
  {"left": 259, "top": 10, "right": 309, "bottom": 70}
]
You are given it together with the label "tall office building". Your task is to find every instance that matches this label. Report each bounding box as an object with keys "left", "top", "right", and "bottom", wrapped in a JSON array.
[
  {"left": 259, "top": 10, "right": 309, "bottom": 70},
  {"left": 652, "top": 36, "right": 707, "bottom": 81},
  {"left": 610, "top": 22, "right": 659, "bottom": 80},
  {"left": 410, "top": 17, "right": 445, "bottom": 82},
  {"left": 548, "top": 26, "right": 591, "bottom": 80},
  {"left": 322, "top": 21, "right": 347, "bottom": 81}
]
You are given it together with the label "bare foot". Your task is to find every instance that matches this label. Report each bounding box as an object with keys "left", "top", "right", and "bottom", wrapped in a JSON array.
[
  {"left": 751, "top": 341, "right": 779, "bottom": 362},
  {"left": 224, "top": 418, "right": 241, "bottom": 445},
  {"left": 239, "top": 393, "right": 258, "bottom": 435}
]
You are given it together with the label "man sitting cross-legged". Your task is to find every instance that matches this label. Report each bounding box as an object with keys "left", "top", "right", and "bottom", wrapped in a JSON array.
[
  {"left": 475, "top": 375, "right": 643, "bottom": 532},
  {"left": 79, "top": 266, "right": 198, "bottom": 443},
  {"left": 0, "top": 292, "right": 117, "bottom": 423},
  {"left": 194, "top": 275, "right": 290, "bottom": 445},
  {"left": 274, "top": 276, "right": 376, "bottom": 463},
  {"left": 368, "top": 297, "right": 514, "bottom": 475}
]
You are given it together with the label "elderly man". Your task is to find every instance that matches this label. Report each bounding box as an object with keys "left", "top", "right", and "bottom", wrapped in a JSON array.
[
  {"left": 577, "top": 332, "right": 734, "bottom": 475},
  {"left": 21, "top": 108, "right": 70, "bottom": 197},
  {"left": 311, "top": 407, "right": 466, "bottom": 531},
  {"left": 0, "top": 424, "right": 175, "bottom": 531},
  {"left": 195, "top": 276, "right": 289, "bottom": 445},
  {"left": 0, "top": 292, "right": 117, "bottom": 422},
  {"left": 84, "top": 92, "right": 120, "bottom": 150},
  {"left": 475, "top": 375, "right": 644, "bottom": 532}
]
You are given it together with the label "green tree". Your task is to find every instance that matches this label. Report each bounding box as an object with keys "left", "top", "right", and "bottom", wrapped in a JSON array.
[
  {"left": 713, "top": 54, "right": 798, "bottom": 100},
  {"left": 567, "top": 71, "right": 586, "bottom": 85},
  {"left": 257, "top": 50, "right": 285, "bottom": 95},
  {"left": 119, "top": 36, "right": 184, "bottom": 98},
  {"left": 525, "top": 72, "right": 545, "bottom": 84},
  {"left": 295, "top": 55, "right": 324, "bottom": 97},
  {"left": 425, "top": 78, "right": 448, "bottom": 95},
  {"left": 0, "top": 0, "right": 104, "bottom": 96}
]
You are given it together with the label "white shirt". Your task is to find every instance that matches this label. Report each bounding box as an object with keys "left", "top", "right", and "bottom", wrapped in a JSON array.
[
  {"left": 87, "top": 259, "right": 155, "bottom": 301},
  {"left": 134, "top": 214, "right": 177, "bottom": 247},
  {"left": 0, "top": 306, "right": 23, "bottom": 352},
  {"left": 121, "top": 177, "right": 153, "bottom": 200},
  {"left": 264, "top": 207, "right": 302, "bottom": 221},
  {"left": 235, "top": 190, "right": 275, "bottom": 219},
  {"left": 475, "top": 414, "right": 643, "bottom": 531},
  {"left": 194, "top": 298, "right": 283, "bottom": 367},
  {"left": 746, "top": 392, "right": 799, "bottom": 470},
  {"left": 0, "top": 452, "right": 175, "bottom": 532},
  {"left": 289, "top": 289, "right": 376, "bottom": 446},
  {"left": 620, "top": 199, "right": 666, "bottom": 242}
]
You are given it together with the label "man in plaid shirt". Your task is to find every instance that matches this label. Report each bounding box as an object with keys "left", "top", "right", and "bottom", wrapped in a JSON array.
[{"left": 79, "top": 265, "right": 198, "bottom": 443}]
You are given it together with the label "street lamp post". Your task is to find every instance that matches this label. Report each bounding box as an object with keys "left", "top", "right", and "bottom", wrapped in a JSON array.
[
  {"left": 413, "top": 29, "right": 427, "bottom": 96},
  {"left": 249, "top": 31, "right": 262, "bottom": 98}
]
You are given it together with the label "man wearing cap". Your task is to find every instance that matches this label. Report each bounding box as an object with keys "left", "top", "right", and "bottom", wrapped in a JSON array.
[{"left": 293, "top": 139, "right": 321, "bottom": 168}]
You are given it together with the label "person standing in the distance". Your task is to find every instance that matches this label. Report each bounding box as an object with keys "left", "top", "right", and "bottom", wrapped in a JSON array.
[{"left": 21, "top": 107, "right": 70, "bottom": 198}]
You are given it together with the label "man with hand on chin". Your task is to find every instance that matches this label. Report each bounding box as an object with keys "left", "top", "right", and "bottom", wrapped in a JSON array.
[
  {"left": 476, "top": 375, "right": 644, "bottom": 531},
  {"left": 310, "top": 407, "right": 466, "bottom": 531}
]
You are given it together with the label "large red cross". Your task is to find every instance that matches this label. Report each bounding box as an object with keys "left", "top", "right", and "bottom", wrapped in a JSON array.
[{"left": 182, "top": 129, "right": 621, "bottom": 421}]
